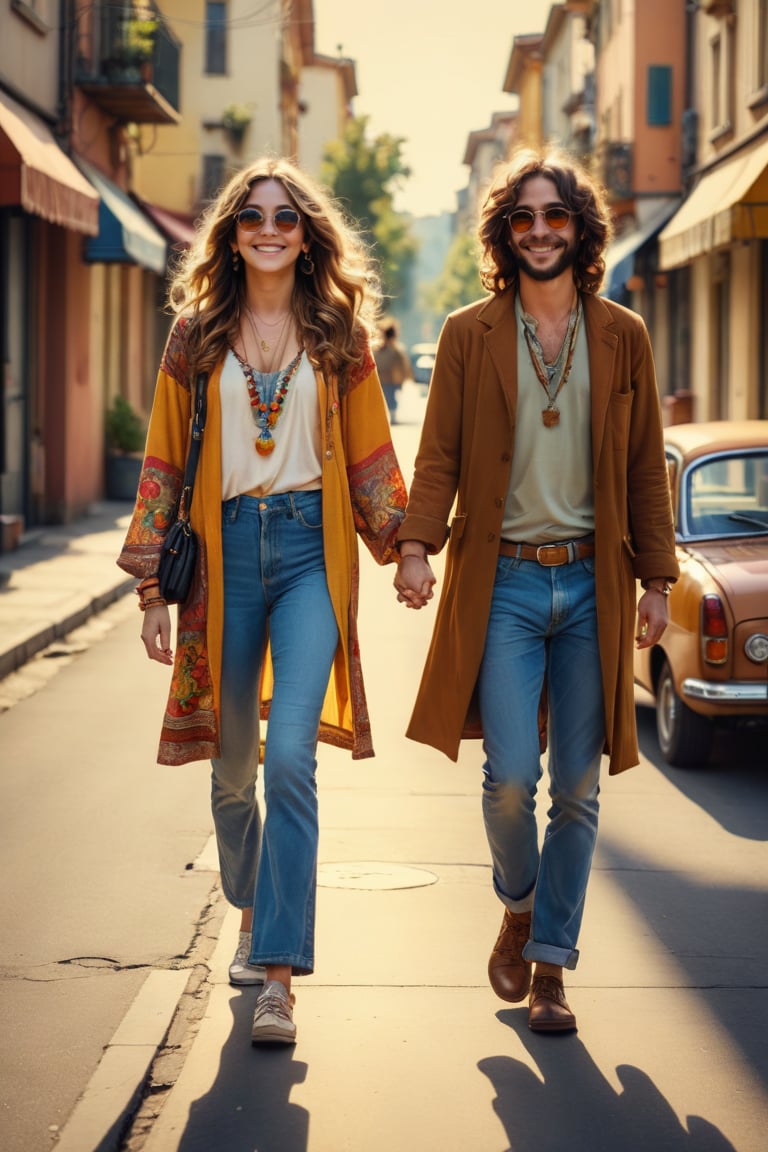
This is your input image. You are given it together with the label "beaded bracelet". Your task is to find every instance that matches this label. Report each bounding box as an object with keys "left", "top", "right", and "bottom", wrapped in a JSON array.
[{"left": 138, "top": 595, "right": 168, "bottom": 612}]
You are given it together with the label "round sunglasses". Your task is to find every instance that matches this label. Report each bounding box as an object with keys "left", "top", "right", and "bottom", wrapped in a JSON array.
[
  {"left": 506, "top": 207, "right": 572, "bottom": 234},
  {"left": 234, "top": 207, "right": 302, "bottom": 233}
]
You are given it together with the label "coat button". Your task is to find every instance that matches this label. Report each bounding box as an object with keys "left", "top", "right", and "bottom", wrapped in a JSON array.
[
  {"left": 487, "top": 532, "right": 496, "bottom": 542},
  {"left": 325, "top": 449, "right": 333, "bottom": 459},
  {"left": 495, "top": 497, "right": 503, "bottom": 508},
  {"left": 501, "top": 452, "right": 511, "bottom": 462}
]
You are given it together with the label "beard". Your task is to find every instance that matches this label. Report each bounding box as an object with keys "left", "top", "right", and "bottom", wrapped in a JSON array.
[{"left": 514, "top": 236, "right": 578, "bottom": 282}]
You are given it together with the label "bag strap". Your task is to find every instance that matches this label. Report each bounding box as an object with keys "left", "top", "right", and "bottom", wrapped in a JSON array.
[{"left": 178, "top": 372, "right": 208, "bottom": 522}]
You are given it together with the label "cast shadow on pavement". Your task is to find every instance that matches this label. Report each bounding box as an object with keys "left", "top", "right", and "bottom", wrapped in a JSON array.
[
  {"left": 480, "top": 1019, "right": 736, "bottom": 1152},
  {"left": 635, "top": 704, "right": 768, "bottom": 841},
  {"left": 596, "top": 834, "right": 768, "bottom": 1091},
  {"left": 178, "top": 989, "right": 309, "bottom": 1152}
]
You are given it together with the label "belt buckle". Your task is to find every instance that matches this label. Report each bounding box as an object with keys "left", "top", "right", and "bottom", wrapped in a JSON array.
[{"left": 536, "top": 543, "right": 568, "bottom": 566}]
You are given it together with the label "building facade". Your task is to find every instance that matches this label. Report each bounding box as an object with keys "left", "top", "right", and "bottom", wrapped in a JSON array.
[{"left": 659, "top": 0, "right": 768, "bottom": 421}]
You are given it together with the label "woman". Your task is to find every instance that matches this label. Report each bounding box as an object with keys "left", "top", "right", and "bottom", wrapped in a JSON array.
[{"left": 117, "top": 158, "right": 407, "bottom": 1045}]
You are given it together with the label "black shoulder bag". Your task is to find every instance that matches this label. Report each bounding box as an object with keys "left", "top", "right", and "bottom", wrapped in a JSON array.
[{"left": 157, "top": 372, "right": 208, "bottom": 605}]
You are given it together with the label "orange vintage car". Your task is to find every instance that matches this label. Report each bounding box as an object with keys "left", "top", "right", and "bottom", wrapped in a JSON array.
[{"left": 634, "top": 420, "right": 768, "bottom": 767}]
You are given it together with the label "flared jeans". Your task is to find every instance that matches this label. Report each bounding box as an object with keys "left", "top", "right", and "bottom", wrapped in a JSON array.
[
  {"left": 211, "top": 491, "right": 338, "bottom": 975},
  {"left": 477, "top": 553, "right": 604, "bottom": 969}
]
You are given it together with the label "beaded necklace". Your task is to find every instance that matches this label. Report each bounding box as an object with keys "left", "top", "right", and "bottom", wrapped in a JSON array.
[
  {"left": 522, "top": 299, "right": 581, "bottom": 428},
  {"left": 234, "top": 347, "right": 304, "bottom": 455}
]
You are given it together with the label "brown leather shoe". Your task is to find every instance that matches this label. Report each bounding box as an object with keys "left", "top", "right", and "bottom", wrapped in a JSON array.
[
  {"left": 528, "top": 974, "right": 577, "bottom": 1032},
  {"left": 488, "top": 909, "right": 532, "bottom": 1002}
]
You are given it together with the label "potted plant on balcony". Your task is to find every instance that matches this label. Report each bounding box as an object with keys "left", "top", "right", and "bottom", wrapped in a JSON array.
[
  {"left": 222, "top": 103, "right": 253, "bottom": 147},
  {"left": 105, "top": 395, "right": 146, "bottom": 501},
  {"left": 108, "top": 13, "right": 158, "bottom": 80}
]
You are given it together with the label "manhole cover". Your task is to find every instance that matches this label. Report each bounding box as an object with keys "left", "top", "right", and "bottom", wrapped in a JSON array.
[{"left": 317, "top": 861, "right": 438, "bottom": 890}]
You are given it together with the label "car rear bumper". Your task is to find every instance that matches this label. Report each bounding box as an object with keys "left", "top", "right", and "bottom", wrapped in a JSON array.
[{"left": 683, "top": 678, "right": 768, "bottom": 703}]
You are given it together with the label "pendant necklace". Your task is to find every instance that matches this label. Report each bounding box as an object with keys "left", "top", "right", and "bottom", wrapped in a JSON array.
[
  {"left": 244, "top": 305, "right": 290, "bottom": 359},
  {"left": 236, "top": 346, "right": 304, "bottom": 455},
  {"left": 523, "top": 299, "right": 581, "bottom": 428}
]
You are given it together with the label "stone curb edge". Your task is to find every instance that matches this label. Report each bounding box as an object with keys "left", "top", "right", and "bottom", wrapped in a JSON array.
[{"left": 53, "top": 968, "right": 191, "bottom": 1152}]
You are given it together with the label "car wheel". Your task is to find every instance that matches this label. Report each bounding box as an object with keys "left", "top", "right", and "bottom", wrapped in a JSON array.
[{"left": 656, "top": 659, "right": 713, "bottom": 767}]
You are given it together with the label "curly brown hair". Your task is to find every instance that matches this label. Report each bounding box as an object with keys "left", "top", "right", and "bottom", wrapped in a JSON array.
[
  {"left": 168, "top": 157, "right": 381, "bottom": 387},
  {"left": 478, "top": 148, "right": 612, "bottom": 297}
]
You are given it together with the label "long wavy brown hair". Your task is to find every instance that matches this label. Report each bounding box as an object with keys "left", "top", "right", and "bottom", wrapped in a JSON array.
[
  {"left": 168, "top": 157, "right": 381, "bottom": 387},
  {"left": 478, "top": 148, "right": 612, "bottom": 296}
]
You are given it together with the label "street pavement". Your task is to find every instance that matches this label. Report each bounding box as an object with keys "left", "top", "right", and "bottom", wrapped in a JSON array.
[{"left": 1, "top": 379, "right": 767, "bottom": 1151}]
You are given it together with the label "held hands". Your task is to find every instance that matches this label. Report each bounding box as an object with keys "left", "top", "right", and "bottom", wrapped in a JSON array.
[
  {"left": 394, "top": 546, "right": 436, "bottom": 610},
  {"left": 635, "top": 587, "right": 670, "bottom": 649},
  {"left": 141, "top": 605, "right": 174, "bottom": 664}
]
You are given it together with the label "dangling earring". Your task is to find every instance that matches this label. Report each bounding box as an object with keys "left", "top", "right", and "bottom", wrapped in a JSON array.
[
  {"left": 232, "top": 249, "right": 241, "bottom": 271},
  {"left": 301, "top": 249, "right": 314, "bottom": 275}
]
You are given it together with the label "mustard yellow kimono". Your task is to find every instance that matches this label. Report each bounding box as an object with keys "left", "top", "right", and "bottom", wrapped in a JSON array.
[{"left": 117, "top": 319, "right": 406, "bottom": 766}]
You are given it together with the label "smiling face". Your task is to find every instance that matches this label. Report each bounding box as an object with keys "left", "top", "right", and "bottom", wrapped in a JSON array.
[
  {"left": 508, "top": 174, "right": 579, "bottom": 284},
  {"left": 231, "top": 178, "right": 307, "bottom": 276}
]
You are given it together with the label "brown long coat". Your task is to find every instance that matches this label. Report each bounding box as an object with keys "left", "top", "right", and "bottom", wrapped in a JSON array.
[{"left": 400, "top": 290, "right": 679, "bottom": 775}]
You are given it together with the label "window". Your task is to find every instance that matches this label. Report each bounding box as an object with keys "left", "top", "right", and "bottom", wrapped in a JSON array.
[
  {"left": 709, "top": 20, "right": 736, "bottom": 139},
  {"left": 205, "top": 1, "right": 227, "bottom": 75},
  {"left": 759, "top": 0, "right": 768, "bottom": 88},
  {"left": 202, "top": 155, "right": 226, "bottom": 203},
  {"left": 647, "top": 66, "right": 672, "bottom": 126},
  {"left": 711, "top": 33, "right": 722, "bottom": 126}
]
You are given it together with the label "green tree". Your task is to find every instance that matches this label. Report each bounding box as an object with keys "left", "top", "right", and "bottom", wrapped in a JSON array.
[
  {"left": 320, "top": 116, "right": 417, "bottom": 304},
  {"left": 422, "top": 230, "right": 483, "bottom": 319}
]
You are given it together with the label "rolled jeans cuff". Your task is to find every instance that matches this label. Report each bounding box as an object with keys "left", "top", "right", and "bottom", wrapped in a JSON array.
[
  {"left": 502, "top": 891, "right": 535, "bottom": 914},
  {"left": 522, "top": 940, "right": 579, "bottom": 970}
]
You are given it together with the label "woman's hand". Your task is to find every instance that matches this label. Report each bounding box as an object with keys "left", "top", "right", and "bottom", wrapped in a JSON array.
[
  {"left": 394, "top": 553, "right": 436, "bottom": 610},
  {"left": 141, "top": 605, "right": 174, "bottom": 664}
]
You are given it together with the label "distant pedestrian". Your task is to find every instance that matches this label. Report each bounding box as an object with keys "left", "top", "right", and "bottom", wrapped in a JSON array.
[
  {"left": 393, "top": 149, "right": 678, "bottom": 1032},
  {"left": 373, "top": 321, "right": 411, "bottom": 423},
  {"left": 118, "top": 157, "right": 406, "bottom": 1046}
]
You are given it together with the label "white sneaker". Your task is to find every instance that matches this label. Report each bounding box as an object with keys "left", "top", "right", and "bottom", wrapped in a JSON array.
[
  {"left": 251, "top": 979, "right": 297, "bottom": 1044},
  {"left": 228, "top": 931, "right": 266, "bottom": 986}
]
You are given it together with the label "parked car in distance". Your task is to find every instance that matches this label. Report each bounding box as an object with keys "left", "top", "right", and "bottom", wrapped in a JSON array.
[
  {"left": 634, "top": 421, "right": 768, "bottom": 768},
  {"left": 410, "top": 342, "right": 438, "bottom": 386}
]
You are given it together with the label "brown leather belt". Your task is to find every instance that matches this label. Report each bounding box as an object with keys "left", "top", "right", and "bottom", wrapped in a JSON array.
[{"left": 498, "top": 536, "right": 595, "bottom": 566}]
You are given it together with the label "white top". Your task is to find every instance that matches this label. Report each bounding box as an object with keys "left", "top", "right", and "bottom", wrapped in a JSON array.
[
  {"left": 219, "top": 349, "right": 322, "bottom": 500},
  {"left": 501, "top": 295, "right": 595, "bottom": 544}
]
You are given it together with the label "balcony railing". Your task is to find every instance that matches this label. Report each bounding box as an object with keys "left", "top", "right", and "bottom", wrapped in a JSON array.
[{"left": 76, "top": 3, "right": 181, "bottom": 125}]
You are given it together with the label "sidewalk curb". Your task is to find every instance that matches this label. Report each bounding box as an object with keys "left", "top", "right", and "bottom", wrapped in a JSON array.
[
  {"left": 0, "top": 579, "right": 136, "bottom": 681},
  {"left": 53, "top": 968, "right": 191, "bottom": 1152}
]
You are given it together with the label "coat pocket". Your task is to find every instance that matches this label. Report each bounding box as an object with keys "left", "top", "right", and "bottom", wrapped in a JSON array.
[{"left": 449, "top": 512, "right": 467, "bottom": 540}]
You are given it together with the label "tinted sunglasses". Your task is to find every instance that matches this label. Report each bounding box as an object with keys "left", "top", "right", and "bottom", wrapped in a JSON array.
[
  {"left": 506, "top": 206, "right": 572, "bottom": 234},
  {"left": 234, "top": 207, "right": 302, "bottom": 233}
]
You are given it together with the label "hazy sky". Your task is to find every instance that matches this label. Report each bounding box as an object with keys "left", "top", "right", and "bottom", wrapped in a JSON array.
[{"left": 314, "top": 0, "right": 557, "bottom": 217}]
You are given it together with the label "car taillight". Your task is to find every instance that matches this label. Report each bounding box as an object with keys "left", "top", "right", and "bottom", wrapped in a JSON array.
[{"left": 701, "top": 594, "right": 728, "bottom": 665}]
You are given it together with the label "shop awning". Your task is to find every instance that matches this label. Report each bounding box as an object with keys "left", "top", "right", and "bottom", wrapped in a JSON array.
[
  {"left": 138, "top": 199, "right": 197, "bottom": 248},
  {"left": 602, "top": 199, "right": 680, "bottom": 299},
  {"left": 0, "top": 93, "right": 99, "bottom": 235},
  {"left": 78, "top": 159, "right": 167, "bottom": 274},
  {"left": 659, "top": 135, "right": 768, "bottom": 269}
]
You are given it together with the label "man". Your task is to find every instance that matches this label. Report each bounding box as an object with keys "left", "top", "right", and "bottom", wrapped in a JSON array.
[
  {"left": 373, "top": 321, "right": 411, "bottom": 424},
  {"left": 394, "top": 150, "right": 678, "bottom": 1033}
]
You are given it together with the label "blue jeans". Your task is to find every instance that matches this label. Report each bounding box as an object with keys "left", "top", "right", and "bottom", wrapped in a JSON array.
[
  {"left": 477, "top": 554, "right": 604, "bottom": 970},
  {"left": 211, "top": 491, "right": 338, "bottom": 975}
]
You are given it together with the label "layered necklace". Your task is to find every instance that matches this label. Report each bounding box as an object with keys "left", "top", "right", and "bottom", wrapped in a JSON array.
[
  {"left": 235, "top": 301, "right": 302, "bottom": 456},
  {"left": 244, "top": 305, "right": 291, "bottom": 367},
  {"left": 235, "top": 347, "right": 304, "bottom": 456},
  {"left": 522, "top": 298, "right": 581, "bottom": 428}
]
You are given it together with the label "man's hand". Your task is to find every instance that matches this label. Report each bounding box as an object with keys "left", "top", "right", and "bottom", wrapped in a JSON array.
[
  {"left": 394, "top": 548, "right": 436, "bottom": 610},
  {"left": 635, "top": 588, "right": 669, "bottom": 649}
]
